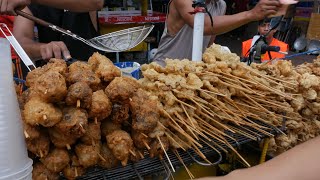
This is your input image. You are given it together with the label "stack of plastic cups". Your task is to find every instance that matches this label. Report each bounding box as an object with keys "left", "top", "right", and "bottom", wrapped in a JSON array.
[{"left": 0, "top": 38, "right": 33, "bottom": 180}]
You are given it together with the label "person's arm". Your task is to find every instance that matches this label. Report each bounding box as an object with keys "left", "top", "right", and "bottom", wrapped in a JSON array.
[
  {"left": 0, "top": 0, "right": 30, "bottom": 15},
  {"left": 31, "top": 0, "right": 104, "bottom": 12},
  {"left": 13, "top": 7, "right": 70, "bottom": 60},
  {"left": 198, "top": 135, "right": 320, "bottom": 180},
  {"left": 173, "top": 0, "right": 280, "bottom": 36}
]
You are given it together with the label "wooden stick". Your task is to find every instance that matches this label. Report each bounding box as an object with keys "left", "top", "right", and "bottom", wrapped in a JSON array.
[
  {"left": 143, "top": 140, "right": 151, "bottom": 150},
  {"left": 79, "top": 123, "right": 85, "bottom": 133},
  {"left": 174, "top": 112, "right": 199, "bottom": 140},
  {"left": 138, "top": 151, "right": 144, "bottom": 159},
  {"left": 24, "top": 130, "right": 30, "bottom": 139},
  {"left": 226, "top": 143, "right": 251, "bottom": 168},
  {"left": 181, "top": 104, "right": 196, "bottom": 128},
  {"left": 94, "top": 117, "right": 98, "bottom": 124},
  {"left": 192, "top": 144, "right": 212, "bottom": 165},
  {"left": 75, "top": 167, "right": 78, "bottom": 177},
  {"left": 219, "top": 71, "right": 258, "bottom": 85},
  {"left": 174, "top": 149, "right": 195, "bottom": 179},
  {"left": 157, "top": 135, "right": 175, "bottom": 172},
  {"left": 98, "top": 153, "right": 107, "bottom": 161},
  {"left": 66, "top": 144, "right": 71, "bottom": 150},
  {"left": 44, "top": 89, "right": 48, "bottom": 94},
  {"left": 39, "top": 150, "right": 43, "bottom": 158},
  {"left": 129, "top": 149, "right": 136, "bottom": 157},
  {"left": 76, "top": 100, "right": 80, "bottom": 108},
  {"left": 175, "top": 98, "right": 197, "bottom": 110},
  {"left": 158, "top": 122, "right": 191, "bottom": 150},
  {"left": 141, "top": 133, "right": 149, "bottom": 138},
  {"left": 43, "top": 114, "right": 47, "bottom": 120},
  {"left": 165, "top": 132, "right": 186, "bottom": 151}
]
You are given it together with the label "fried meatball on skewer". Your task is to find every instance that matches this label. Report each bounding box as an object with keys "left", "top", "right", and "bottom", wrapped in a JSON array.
[
  {"left": 149, "top": 136, "right": 170, "bottom": 160},
  {"left": 55, "top": 107, "right": 88, "bottom": 138},
  {"left": 40, "top": 148, "right": 70, "bottom": 173},
  {"left": 106, "top": 130, "right": 134, "bottom": 166},
  {"left": 98, "top": 143, "right": 119, "bottom": 169},
  {"left": 63, "top": 155, "right": 86, "bottom": 180},
  {"left": 75, "top": 143, "right": 100, "bottom": 168},
  {"left": 89, "top": 90, "right": 112, "bottom": 122},
  {"left": 111, "top": 102, "right": 130, "bottom": 124},
  {"left": 23, "top": 98, "right": 62, "bottom": 127},
  {"left": 26, "top": 130, "right": 50, "bottom": 158},
  {"left": 32, "top": 162, "right": 60, "bottom": 180},
  {"left": 101, "top": 120, "right": 121, "bottom": 138},
  {"left": 48, "top": 128, "right": 78, "bottom": 150},
  {"left": 132, "top": 130, "right": 151, "bottom": 150},
  {"left": 81, "top": 121, "right": 101, "bottom": 146},
  {"left": 105, "top": 77, "right": 141, "bottom": 103},
  {"left": 66, "top": 82, "right": 93, "bottom": 109}
]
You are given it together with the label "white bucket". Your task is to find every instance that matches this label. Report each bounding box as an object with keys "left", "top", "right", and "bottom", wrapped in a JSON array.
[{"left": 0, "top": 38, "right": 33, "bottom": 180}]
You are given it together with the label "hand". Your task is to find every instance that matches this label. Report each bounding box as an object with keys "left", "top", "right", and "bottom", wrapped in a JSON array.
[
  {"left": 248, "top": 0, "right": 281, "bottom": 21},
  {"left": 0, "top": 0, "right": 30, "bottom": 15},
  {"left": 40, "top": 41, "right": 71, "bottom": 60}
]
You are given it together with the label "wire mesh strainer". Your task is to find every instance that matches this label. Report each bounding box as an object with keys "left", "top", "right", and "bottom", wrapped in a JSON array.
[{"left": 16, "top": 10, "right": 154, "bottom": 52}]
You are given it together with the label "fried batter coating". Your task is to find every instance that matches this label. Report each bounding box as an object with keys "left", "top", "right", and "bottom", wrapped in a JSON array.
[
  {"left": 22, "top": 120, "right": 41, "bottom": 139},
  {"left": 132, "top": 130, "right": 151, "bottom": 150},
  {"left": 98, "top": 143, "right": 119, "bottom": 169},
  {"left": 149, "top": 136, "right": 169, "bottom": 159},
  {"left": 101, "top": 120, "right": 121, "bottom": 138},
  {"left": 32, "top": 162, "right": 60, "bottom": 180},
  {"left": 63, "top": 155, "right": 86, "bottom": 180},
  {"left": 55, "top": 107, "right": 88, "bottom": 138},
  {"left": 26, "top": 130, "right": 50, "bottom": 158},
  {"left": 75, "top": 143, "right": 100, "bottom": 168},
  {"left": 66, "top": 82, "right": 93, "bottom": 109},
  {"left": 23, "top": 98, "right": 62, "bottom": 127},
  {"left": 130, "top": 148, "right": 144, "bottom": 163},
  {"left": 40, "top": 148, "right": 70, "bottom": 173},
  {"left": 88, "top": 52, "right": 121, "bottom": 82},
  {"left": 130, "top": 89, "right": 159, "bottom": 133},
  {"left": 105, "top": 77, "right": 141, "bottom": 103},
  {"left": 31, "top": 71, "right": 67, "bottom": 102},
  {"left": 67, "top": 61, "right": 101, "bottom": 88},
  {"left": 26, "top": 67, "right": 46, "bottom": 87},
  {"left": 48, "top": 127, "right": 78, "bottom": 149},
  {"left": 81, "top": 121, "right": 101, "bottom": 145},
  {"left": 45, "top": 58, "right": 68, "bottom": 77},
  {"left": 111, "top": 102, "right": 130, "bottom": 124},
  {"left": 89, "top": 90, "right": 112, "bottom": 121},
  {"left": 106, "top": 130, "right": 133, "bottom": 166}
]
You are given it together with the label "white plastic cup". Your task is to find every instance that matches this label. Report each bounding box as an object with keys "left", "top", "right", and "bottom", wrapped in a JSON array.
[{"left": 0, "top": 38, "right": 33, "bottom": 180}]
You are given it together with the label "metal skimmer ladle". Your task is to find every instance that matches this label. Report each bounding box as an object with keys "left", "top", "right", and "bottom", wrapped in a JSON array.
[{"left": 16, "top": 10, "right": 154, "bottom": 52}]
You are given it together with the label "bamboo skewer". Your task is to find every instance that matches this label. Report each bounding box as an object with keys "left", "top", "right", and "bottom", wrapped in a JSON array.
[
  {"left": 24, "top": 130, "right": 30, "bottom": 139},
  {"left": 77, "top": 100, "right": 81, "bottom": 108},
  {"left": 129, "top": 149, "right": 136, "bottom": 157},
  {"left": 43, "top": 114, "right": 47, "bottom": 120},
  {"left": 94, "top": 117, "right": 98, "bottom": 124},
  {"left": 66, "top": 144, "right": 71, "bottom": 150},
  {"left": 98, "top": 153, "right": 107, "bottom": 161},
  {"left": 79, "top": 123, "right": 85, "bottom": 133},
  {"left": 157, "top": 135, "right": 175, "bottom": 172},
  {"left": 181, "top": 104, "right": 196, "bottom": 128},
  {"left": 143, "top": 141, "right": 151, "bottom": 150},
  {"left": 173, "top": 149, "right": 195, "bottom": 179}
]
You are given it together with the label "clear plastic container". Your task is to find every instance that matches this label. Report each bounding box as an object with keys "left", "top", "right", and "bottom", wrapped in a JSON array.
[{"left": 0, "top": 38, "right": 33, "bottom": 180}]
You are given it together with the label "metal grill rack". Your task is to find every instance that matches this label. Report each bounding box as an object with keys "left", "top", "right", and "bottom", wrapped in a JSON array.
[{"left": 69, "top": 121, "right": 281, "bottom": 180}]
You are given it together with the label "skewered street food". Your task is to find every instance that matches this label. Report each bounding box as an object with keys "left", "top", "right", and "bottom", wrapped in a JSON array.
[
  {"left": 105, "top": 77, "right": 141, "bottom": 103},
  {"left": 32, "top": 162, "right": 60, "bottom": 180},
  {"left": 89, "top": 90, "right": 112, "bottom": 121},
  {"left": 101, "top": 120, "right": 121, "bottom": 138},
  {"left": 66, "top": 82, "right": 93, "bottom": 109},
  {"left": 81, "top": 121, "right": 101, "bottom": 145},
  {"left": 63, "top": 155, "right": 86, "bottom": 180},
  {"left": 26, "top": 130, "right": 50, "bottom": 158},
  {"left": 48, "top": 127, "right": 78, "bottom": 149},
  {"left": 98, "top": 143, "right": 119, "bottom": 169},
  {"left": 111, "top": 102, "right": 130, "bottom": 124},
  {"left": 75, "top": 143, "right": 100, "bottom": 168},
  {"left": 40, "top": 148, "right": 70, "bottom": 173}
]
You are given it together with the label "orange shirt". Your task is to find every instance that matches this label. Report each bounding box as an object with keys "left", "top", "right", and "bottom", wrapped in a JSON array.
[
  {"left": 0, "top": 15, "right": 18, "bottom": 59},
  {"left": 242, "top": 38, "right": 288, "bottom": 63}
]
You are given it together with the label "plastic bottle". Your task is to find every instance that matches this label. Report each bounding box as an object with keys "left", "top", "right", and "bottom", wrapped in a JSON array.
[{"left": 0, "top": 38, "right": 32, "bottom": 180}]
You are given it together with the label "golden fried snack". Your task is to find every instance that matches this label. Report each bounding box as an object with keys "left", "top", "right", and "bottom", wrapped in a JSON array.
[
  {"left": 98, "top": 143, "right": 119, "bottom": 169},
  {"left": 66, "top": 82, "right": 93, "bottom": 109},
  {"left": 105, "top": 77, "right": 141, "bottom": 103},
  {"left": 132, "top": 130, "right": 151, "bottom": 150},
  {"left": 88, "top": 52, "right": 121, "bottom": 82},
  {"left": 81, "top": 121, "right": 101, "bottom": 146},
  {"left": 106, "top": 130, "right": 134, "bottom": 166},
  {"left": 26, "top": 130, "right": 50, "bottom": 158},
  {"left": 23, "top": 98, "right": 62, "bottom": 127},
  {"left": 75, "top": 143, "right": 100, "bottom": 168},
  {"left": 111, "top": 102, "right": 130, "bottom": 124},
  {"left": 40, "top": 148, "right": 70, "bottom": 173},
  {"left": 32, "top": 162, "right": 60, "bottom": 180},
  {"left": 31, "top": 71, "right": 67, "bottom": 102},
  {"left": 44, "top": 58, "right": 68, "bottom": 77},
  {"left": 62, "top": 155, "right": 86, "bottom": 180},
  {"left": 26, "top": 67, "right": 46, "bottom": 87},
  {"left": 130, "top": 89, "right": 159, "bottom": 133},
  {"left": 55, "top": 107, "right": 88, "bottom": 138},
  {"left": 22, "top": 120, "right": 41, "bottom": 139},
  {"left": 66, "top": 61, "right": 101, "bottom": 88},
  {"left": 88, "top": 90, "right": 112, "bottom": 121},
  {"left": 48, "top": 128, "right": 78, "bottom": 149},
  {"left": 101, "top": 120, "right": 121, "bottom": 138},
  {"left": 130, "top": 148, "right": 144, "bottom": 163},
  {"left": 149, "top": 136, "right": 169, "bottom": 159}
]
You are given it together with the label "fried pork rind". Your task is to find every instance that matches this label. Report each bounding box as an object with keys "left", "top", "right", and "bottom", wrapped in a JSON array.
[
  {"left": 101, "top": 120, "right": 121, "bottom": 138},
  {"left": 98, "top": 143, "right": 119, "bottom": 169},
  {"left": 89, "top": 90, "right": 112, "bottom": 121},
  {"left": 40, "top": 148, "right": 70, "bottom": 173},
  {"left": 111, "top": 102, "right": 130, "bottom": 124},
  {"left": 106, "top": 130, "right": 133, "bottom": 166},
  {"left": 62, "top": 155, "right": 86, "bottom": 180},
  {"left": 32, "top": 162, "right": 60, "bottom": 180},
  {"left": 66, "top": 82, "right": 93, "bottom": 109},
  {"left": 130, "top": 89, "right": 159, "bottom": 133},
  {"left": 105, "top": 77, "right": 141, "bottom": 103},
  {"left": 88, "top": 52, "right": 121, "bottom": 82},
  {"left": 203, "top": 44, "right": 240, "bottom": 64},
  {"left": 24, "top": 98, "right": 62, "bottom": 127},
  {"left": 26, "top": 130, "right": 50, "bottom": 158},
  {"left": 66, "top": 61, "right": 101, "bottom": 88},
  {"left": 81, "top": 121, "right": 101, "bottom": 145},
  {"left": 55, "top": 107, "right": 88, "bottom": 138},
  {"left": 31, "top": 71, "right": 67, "bottom": 102},
  {"left": 75, "top": 143, "right": 100, "bottom": 168}
]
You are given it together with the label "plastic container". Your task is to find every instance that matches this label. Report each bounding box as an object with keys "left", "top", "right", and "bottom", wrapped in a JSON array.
[
  {"left": 114, "top": 62, "right": 141, "bottom": 79},
  {"left": 0, "top": 38, "right": 33, "bottom": 180}
]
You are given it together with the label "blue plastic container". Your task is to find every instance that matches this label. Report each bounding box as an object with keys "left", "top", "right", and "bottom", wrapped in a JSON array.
[{"left": 114, "top": 62, "right": 141, "bottom": 80}]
